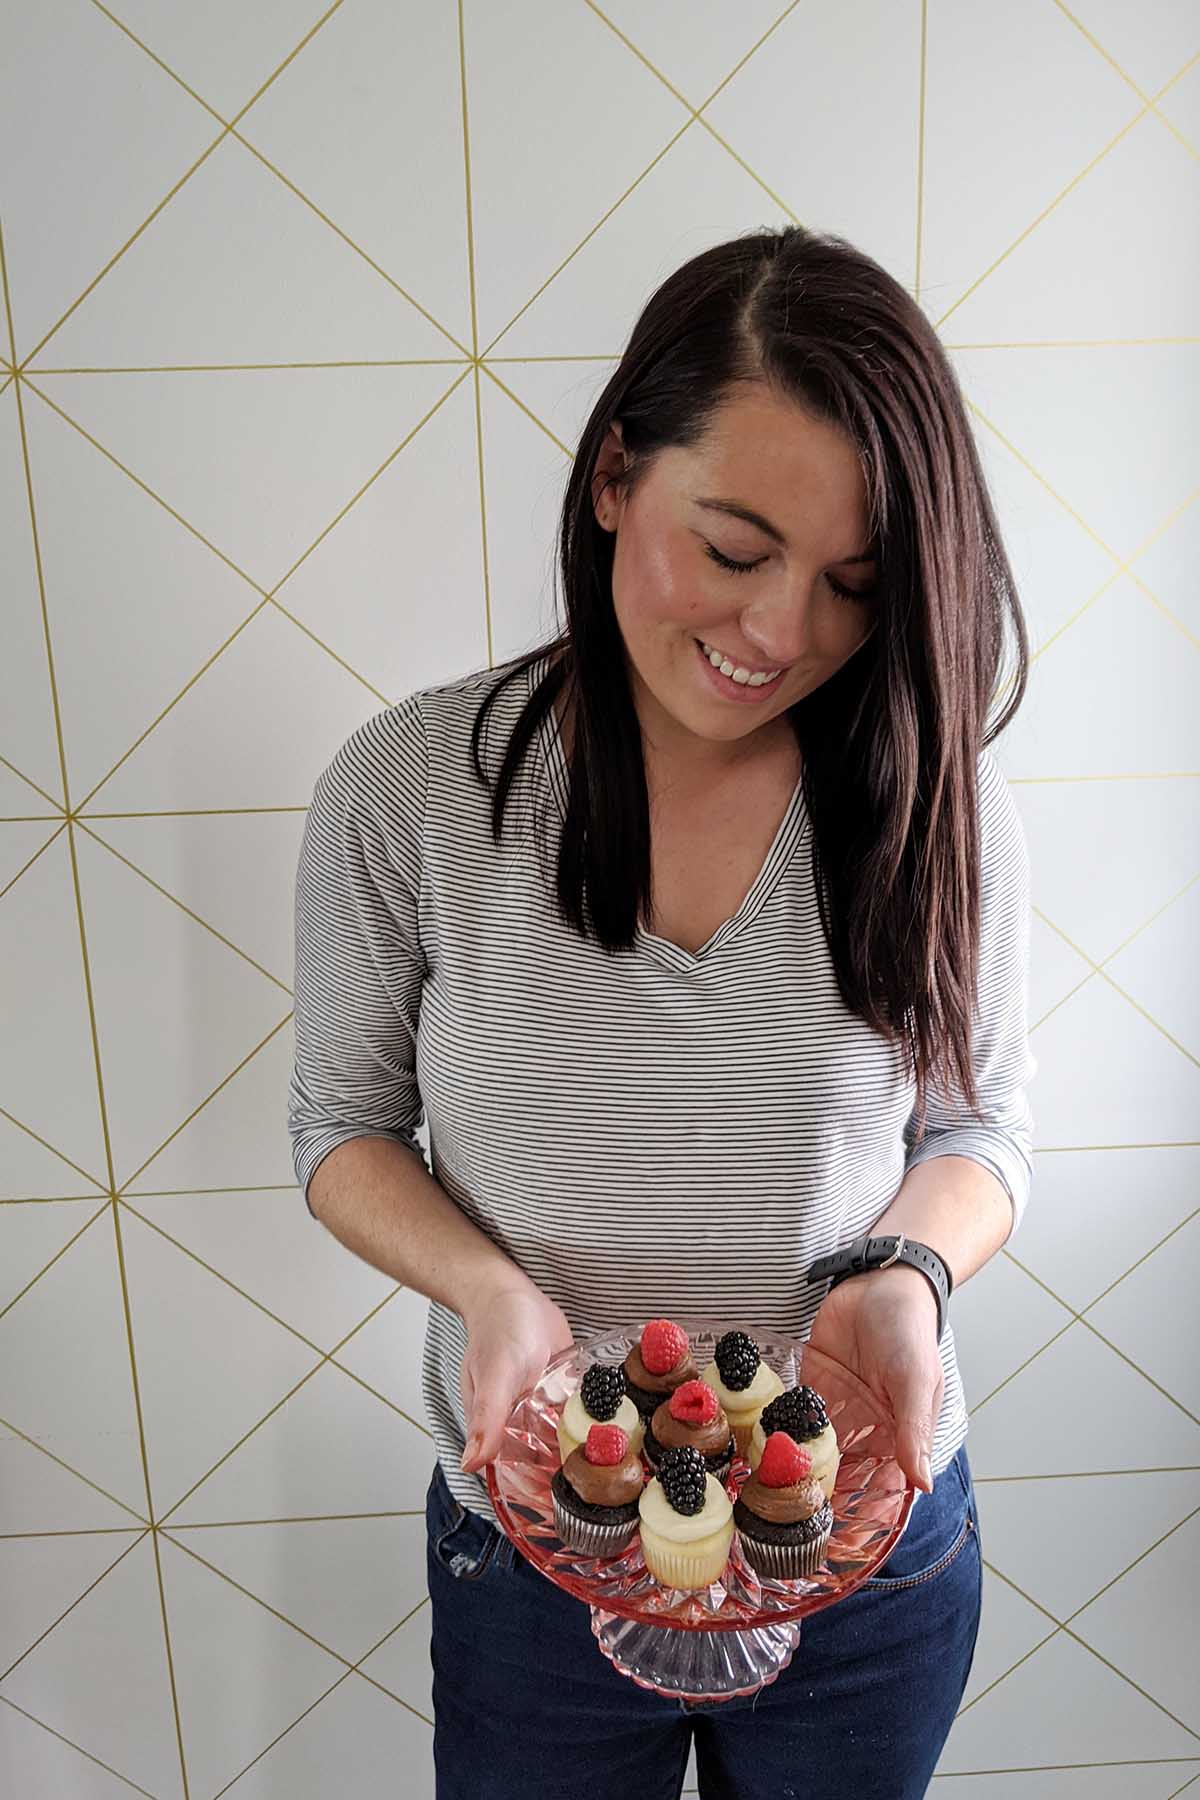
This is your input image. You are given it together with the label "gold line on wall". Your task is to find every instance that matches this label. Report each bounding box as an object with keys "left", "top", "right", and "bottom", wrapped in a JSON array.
[
  {"left": 978, "top": 1557, "right": 1200, "bottom": 1747},
  {"left": 0, "top": 1101, "right": 109, "bottom": 1192},
  {"left": 1030, "top": 903, "right": 1200, "bottom": 1074},
  {"left": 0, "top": 1692, "right": 160, "bottom": 1797},
  {"left": 1053, "top": 1, "right": 1200, "bottom": 155},
  {"left": 28, "top": 358, "right": 471, "bottom": 375},
  {"left": 158, "top": 1530, "right": 433, "bottom": 1729},
  {"left": 27, "top": 0, "right": 416, "bottom": 370},
  {"left": 25, "top": 365, "right": 471, "bottom": 814},
  {"left": 118, "top": 1014, "right": 295, "bottom": 1193},
  {"left": 76, "top": 823, "right": 293, "bottom": 994},
  {"left": 0, "top": 823, "right": 67, "bottom": 904},
  {"left": 934, "top": 92, "right": 1162, "bottom": 335},
  {"left": 0, "top": 1200, "right": 110, "bottom": 1328},
  {"left": 0, "top": 1529, "right": 147, "bottom": 1685},
  {"left": 0, "top": 1410, "right": 149, "bottom": 1524},
  {"left": 118, "top": 1197, "right": 431, "bottom": 1438}
]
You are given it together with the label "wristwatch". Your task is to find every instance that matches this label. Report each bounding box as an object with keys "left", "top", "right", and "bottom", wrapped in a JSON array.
[{"left": 806, "top": 1233, "right": 952, "bottom": 1342}]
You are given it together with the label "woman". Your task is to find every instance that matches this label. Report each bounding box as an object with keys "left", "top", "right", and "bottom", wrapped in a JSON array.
[{"left": 288, "top": 224, "right": 1036, "bottom": 1798}]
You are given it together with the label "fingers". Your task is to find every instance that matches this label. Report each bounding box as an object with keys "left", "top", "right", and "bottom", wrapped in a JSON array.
[
  {"left": 460, "top": 1372, "right": 519, "bottom": 1473},
  {"left": 892, "top": 1365, "right": 944, "bottom": 1493}
]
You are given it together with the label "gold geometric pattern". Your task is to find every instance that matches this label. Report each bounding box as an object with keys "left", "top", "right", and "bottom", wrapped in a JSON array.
[{"left": 1, "top": 1, "right": 1197, "bottom": 1791}]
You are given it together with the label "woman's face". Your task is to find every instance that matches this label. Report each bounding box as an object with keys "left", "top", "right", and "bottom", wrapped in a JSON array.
[{"left": 592, "top": 382, "right": 879, "bottom": 768}]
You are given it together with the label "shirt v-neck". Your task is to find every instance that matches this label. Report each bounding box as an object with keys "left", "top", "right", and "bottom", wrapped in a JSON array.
[{"left": 530, "top": 653, "right": 809, "bottom": 971}]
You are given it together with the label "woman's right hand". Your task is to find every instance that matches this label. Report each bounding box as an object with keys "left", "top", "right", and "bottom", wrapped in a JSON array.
[{"left": 458, "top": 1274, "right": 575, "bottom": 1474}]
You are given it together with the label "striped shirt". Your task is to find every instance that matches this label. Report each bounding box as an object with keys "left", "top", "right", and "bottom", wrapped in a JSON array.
[{"left": 288, "top": 650, "right": 1036, "bottom": 1524}]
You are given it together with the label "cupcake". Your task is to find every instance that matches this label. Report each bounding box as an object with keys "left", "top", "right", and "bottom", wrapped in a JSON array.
[
  {"left": 699, "top": 1330, "right": 785, "bottom": 1460},
  {"left": 747, "top": 1385, "right": 841, "bottom": 1500},
  {"left": 643, "top": 1378, "right": 735, "bottom": 1480},
  {"left": 556, "top": 1362, "right": 645, "bottom": 1464},
  {"left": 551, "top": 1423, "right": 645, "bottom": 1557},
  {"left": 734, "top": 1431, "right": 833, "bottom": 1579},
  {"left": 622, "top": 1319, "right": 699, "bottom": 1418},
  {"left": 638, "top": 1445, "right": 734, "bottom": 1591}
]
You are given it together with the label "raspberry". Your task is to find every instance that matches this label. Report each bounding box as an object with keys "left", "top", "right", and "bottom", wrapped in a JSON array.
[
  {"left": 658, "top": 1444, "right": 707, "bottom": 1515},
  {"left": 641, "top": 1318, "right": 689, "bottom": 1376},
  {"left": 668, "top": 1379, "right": 720, "bottom": 1425},
  {"left": 584, "top": 1423, "right": 629, "bottom": 1465},
  {"left": 757, "top": 1431, "right": 814, "bottom": 1489}
]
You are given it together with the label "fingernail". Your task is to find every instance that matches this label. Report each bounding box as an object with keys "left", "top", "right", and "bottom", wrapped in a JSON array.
[
  {"left": 919, "top": 1454, "right": 933, "bottom": 1492},
  {"left": 460, "top": 1436, "right": 479, "bottom": 1471}
]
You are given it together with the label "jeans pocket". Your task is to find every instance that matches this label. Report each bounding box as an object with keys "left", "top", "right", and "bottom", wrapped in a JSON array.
[
  {"left": 426, "top": 1464, "right": 507, "bottom": 1583},
  {"left": 863, "top": 1446, "right": 976, "bottom": 1591}
]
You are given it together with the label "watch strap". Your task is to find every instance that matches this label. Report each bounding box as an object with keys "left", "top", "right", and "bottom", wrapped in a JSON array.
[{"left": 806, "top": 1233, "right": 952, "bottom": 1341}]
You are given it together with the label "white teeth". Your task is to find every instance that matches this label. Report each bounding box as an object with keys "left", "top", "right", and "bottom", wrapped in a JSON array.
[{"left": 699, "top": 641, "right": 782, "bottom": 687}]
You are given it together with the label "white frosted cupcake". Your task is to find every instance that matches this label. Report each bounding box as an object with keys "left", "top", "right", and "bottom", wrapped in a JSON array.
[
  {"left": 700, "top": 1330, "right": 785, "bottom": 1460},
  {"left": 747, "top": 1385, "right": 840, "bottom": 1500},
  {"left": 638, "top": 1446, "right": 734, "bottom": 1591},
  {"left": 556, "top": 1363, "right": 644, "bottom": 1465}
]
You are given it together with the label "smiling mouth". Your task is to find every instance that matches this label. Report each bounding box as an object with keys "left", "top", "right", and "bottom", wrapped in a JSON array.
[{"left": 695, "top": 638, "right": 786, "bottom": 687}]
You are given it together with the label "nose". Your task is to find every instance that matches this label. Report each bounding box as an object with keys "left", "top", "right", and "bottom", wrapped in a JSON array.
[{"left": 736, "top": 591, "right": 814, "bottom": 670}]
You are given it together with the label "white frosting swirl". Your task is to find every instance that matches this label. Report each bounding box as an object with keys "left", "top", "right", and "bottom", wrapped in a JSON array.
[
  {"left": 562, "top": 1389, "right": 641, "bottom": 1445},
  {"left": 638, "top": 1472, "right": 733, "bottom": 1543},
  {"left": 700, "top": 1358, "right": 784, "bottom": 1413}
]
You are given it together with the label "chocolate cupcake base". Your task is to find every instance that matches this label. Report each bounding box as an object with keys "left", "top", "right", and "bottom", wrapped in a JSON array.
[
  {"left": 550, "top": 1468, "right": 640, "bottom": 1558},
  {"left": 643, "top": 1420, "right": 734, "bottom": 1483},
  {"left": 733, "top": 1495, "right": 834, "bottom": 1579}
]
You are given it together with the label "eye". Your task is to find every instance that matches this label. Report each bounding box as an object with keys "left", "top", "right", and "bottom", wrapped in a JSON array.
[
  {"left": 707, "top": 541, "right": 878, "bottom": 603},
  {"left": 827, "top": 573, "right": 879, "bottom": 604},
  {"left": 704, "top": 543, "right": 766, "bottom": 576}
]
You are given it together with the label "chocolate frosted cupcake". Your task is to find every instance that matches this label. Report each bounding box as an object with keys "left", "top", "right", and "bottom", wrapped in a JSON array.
[
  {"left": 748, "top": 1384, "right": 841, "bottom": 1500},
  {"left": 643, "top": 1379, "right": 735, "bottom": 1481},
  {"left": 699, "top": 1330, "right": 785, "bottom": 1460},
  {"left": 734, "top": 1431, "right": 834, "bottom": 1579},
  {"left": 622, "top": 1319, "right": 699, "bottom": 1418},
  {"left": 551, "top": 1423, "right": 644, "bottom": 1558}
]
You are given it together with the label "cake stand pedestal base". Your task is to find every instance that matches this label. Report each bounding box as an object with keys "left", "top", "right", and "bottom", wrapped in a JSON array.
[{"left": 589, "top": 1607, "right": 802, "bottom": 1702}]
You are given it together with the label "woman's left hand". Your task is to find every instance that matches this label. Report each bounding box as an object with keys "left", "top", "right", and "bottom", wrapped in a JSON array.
[{"left": 805, "top": 1266, "right": 945, "bottom": 1493}]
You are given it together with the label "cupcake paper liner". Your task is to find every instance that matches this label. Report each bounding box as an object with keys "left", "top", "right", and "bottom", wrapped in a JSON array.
[
  {"left": 638, "top": 1520, "right": 734, "bottom": 1592},
  {"left": 551, "top": 1488, "right": 640, "bottom": 1559},
  {"left": 736, "top": 1513, "right": 833, "bottom": 1580}
]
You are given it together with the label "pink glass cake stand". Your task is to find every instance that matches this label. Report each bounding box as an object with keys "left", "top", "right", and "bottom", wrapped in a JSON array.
[{"left": 485, "top": 1317, "right": 914, "bottom": 1703}]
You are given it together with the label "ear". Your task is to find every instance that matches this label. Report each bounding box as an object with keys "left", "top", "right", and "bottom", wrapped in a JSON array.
[{"left": 590, "top": 419, "right": 630, "bottom": 532}]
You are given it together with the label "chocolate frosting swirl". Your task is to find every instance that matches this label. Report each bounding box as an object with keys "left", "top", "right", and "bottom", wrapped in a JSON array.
[
  {"left": 738, "top": 1471, "right": 827, "bottom": 1525},
  {"left": 625, "top": 1342, "right": 699, "bottom": 1394},
  {"left": 650, "top": 1398, "right": 732, "bottom": 1456},
  {"left": 562, "top": 1445, "right": 645, "bottom": 1508}
]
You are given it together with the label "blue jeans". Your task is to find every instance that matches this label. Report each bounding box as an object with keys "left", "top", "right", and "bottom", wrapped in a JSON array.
[{"left": 425, "top": 1443, "right": 981, "bottom": 1799}]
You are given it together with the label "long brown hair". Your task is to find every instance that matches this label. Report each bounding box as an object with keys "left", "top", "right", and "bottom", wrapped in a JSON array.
[{"left": 469, "top": 224, "right": 1029, "bottom": 1143}]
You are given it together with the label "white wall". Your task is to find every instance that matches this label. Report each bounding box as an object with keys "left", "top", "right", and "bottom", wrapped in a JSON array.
[{"left": 1, "top": 2, "right": 1197, "bottom": 1795}]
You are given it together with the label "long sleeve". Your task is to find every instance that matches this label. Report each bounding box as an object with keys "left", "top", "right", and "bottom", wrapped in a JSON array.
[
  {"left": 287, "top": 696, "right": 430, "bottom": 1217},
  {"left": 902, "top": 749, "right": 1037, "bottom": 1239}
]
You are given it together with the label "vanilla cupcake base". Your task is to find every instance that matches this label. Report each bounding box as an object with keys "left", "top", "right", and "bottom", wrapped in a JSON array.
[
  {"left": 638, "top": 1471, "right": 735, "bottom": 1591},
  {"left": 639, "top": 1516, "right": 734, "bottom": 1590}
]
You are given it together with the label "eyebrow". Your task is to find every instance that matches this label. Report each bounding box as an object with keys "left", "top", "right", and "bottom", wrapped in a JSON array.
[{"left": 694, "top": 496, "right": 877, "bottom": 564}]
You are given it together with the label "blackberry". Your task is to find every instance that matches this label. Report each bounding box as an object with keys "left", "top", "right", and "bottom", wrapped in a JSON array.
[
  {"left": 658, "top": 1444, "right": 708, "bottom": 1516},
  {"left": 714, "top": 1330, "right": 760, "bottom": 1392},
  {"left": 760, "top": 1384, "right": 829, "bottom": 1441},
  {"left": 580, "top": 1362, "right": 626, "bottom": 1422}
]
